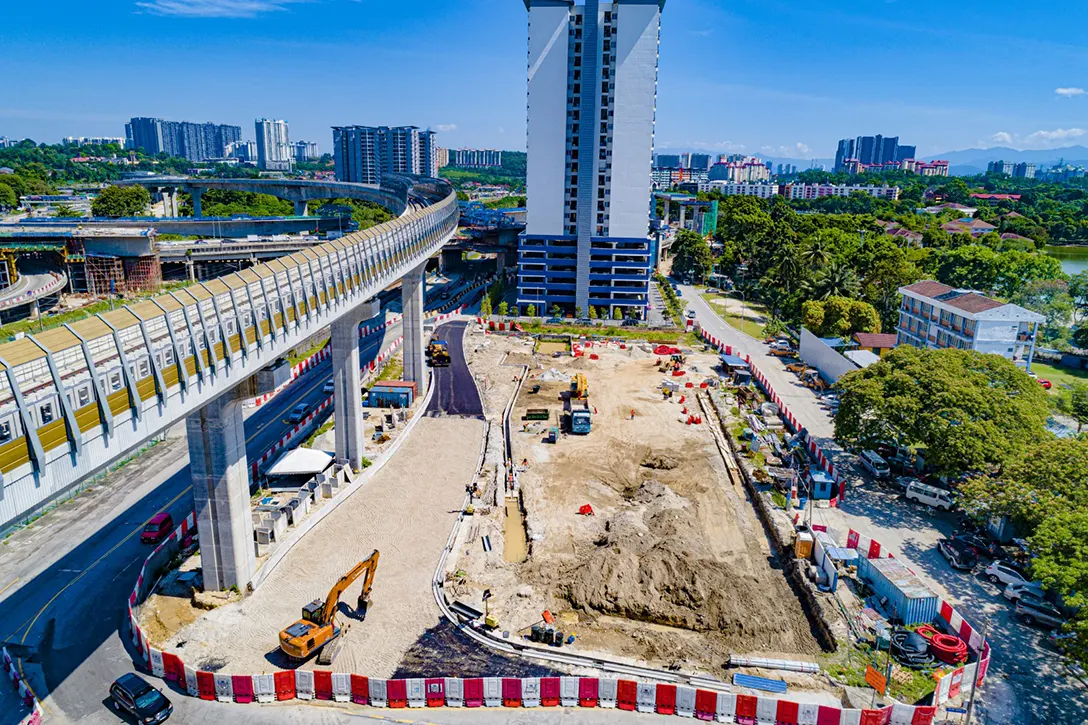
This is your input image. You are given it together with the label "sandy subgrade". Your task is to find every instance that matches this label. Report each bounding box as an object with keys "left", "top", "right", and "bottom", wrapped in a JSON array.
[
  {"left": 163, "top": 416, "right": 485, "bottom": 676},
  {"left": 454, "top": 333, "right": 821, "bottom": 674}
]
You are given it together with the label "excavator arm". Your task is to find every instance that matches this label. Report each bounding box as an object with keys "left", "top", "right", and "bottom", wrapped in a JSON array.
[{"left": 320, "top": 549, "right": 380, "bottom": 625}]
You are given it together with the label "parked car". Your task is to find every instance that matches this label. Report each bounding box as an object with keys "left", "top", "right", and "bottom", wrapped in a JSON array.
[
  {"left": 1004, "top": 581, "right": 1046, "bottom": 603},
  {"left": 322, "top": 380, "right": 335, "bottom": 394},
  {"left": 985, "top": 560, "right": 1032, "bottom": 587},
  {"left": 288, "top": 402, "right": 310, "bottom": 423},
  {"left": 858, "top": 450, "right": 891, "bottom": 479},
  {"left": 621, "top": 319, "right": 640, "bottom": 327},
  {"left": 140, "top": 512, "right": 174, "bottom": 545},
  {"left": 1048, "top": 630, "right": 1077, "bottom": 652},
  {"left": 952, "top": 531, "right": 1006, "bottom": 560},
  {"left": 686, "top": 309, "right": 697, "bottom": 319},
  {"left": 905, "top": 480, "right": 954, "bottom": 511},
  {"left": 894, "top": 475, "right": 922, "bottom": 491},
  {"left": 1038, "top": 379, "right": 1053, "bottom": 390},
  {"left": 1016, "top": 596, "right": 1066, "bottom": 628},
  {"left": 937, "top": 538, "right": 978, "bottom": 571},
  {"left": 109, "top": 673, "right": 173, "bottom": 722}
]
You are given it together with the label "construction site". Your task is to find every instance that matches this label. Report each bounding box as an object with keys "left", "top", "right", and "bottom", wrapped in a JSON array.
[{"left": 449, "top": 328, "right": 828, "bottom": 682}]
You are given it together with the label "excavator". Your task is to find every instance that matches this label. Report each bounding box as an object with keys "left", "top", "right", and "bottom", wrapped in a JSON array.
[
  {"left": 427, "top": 339, "right": 451, "bottom": 367},
  {"left": 279, "top": 550, "right": 380, "bottom": 663},
  {"left": 570, "top": 373, "right": 589, "bottom": 400}
]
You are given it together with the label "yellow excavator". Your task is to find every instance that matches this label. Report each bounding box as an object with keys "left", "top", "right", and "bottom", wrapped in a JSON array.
[
  {"left": 279, "top": 550, "right": 380, "bottom": 662},
  {"left": 570, "top": 373, "right": 589, "bottom": 400}
]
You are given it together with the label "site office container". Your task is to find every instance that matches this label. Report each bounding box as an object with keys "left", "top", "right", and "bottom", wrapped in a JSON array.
[{"left": 858, "top": 555, "right": 940, "bottom": 625}]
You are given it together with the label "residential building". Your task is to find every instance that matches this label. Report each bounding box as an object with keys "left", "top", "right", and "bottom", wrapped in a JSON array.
[
  {"left": 255, "top": 118, "right": 292, "bottom": 171},
  {"left": 518, "top": 0, "right": 663, "bottom": 318},
  {"left": 62, "top": 136, "right": 126, "bottom": 147},
  {"left": 916, "top": 160, "right": 950, "bottom": 177},
  {"left": 227, "top": 140, "right": 257, "bottom": 163},
  {"left": 449, "top": 148, "right": 503, "bottom": 168},
  {"left": 293, "top": 141, "right": 320, "bottom": 162},
  {"left": 922, "top": 202, "right": 977, "bottom": 217},
  {"left": 834, "top": 135, "right": 923, "bottom": 171},
  {"left": 895, "top": 145, "right": 916, "bottom": 162},
  {"left": 435, "top": 146, "right": 449, "bottom": 168},
  {"left": 688, "top": 153, "right": 712, "bottom": 171},
  {"left": 987, "top": 160, "right": 1016, "bottom": 176},
  {"left": 655, "top": 153, "right": 682, "bottom": 169},
  {"left": 332, "top": 125, "right": 438, "bottom": 184},
  {"left": 708, "top": 157, "right": 770, "bottom": 183},
  {"left": 651, "top": 168, "right": 708, "bottom": 189},
  {"left": 852, "top": 332, "right": 899, "bottom": 356},
  {"left": 781, "top": 183, "right": 900, "bottom": 200},
  {"left": 0, "top": 137, "right": 22, "bottom": 149},
  {"left": 707, "top": 182, "right": 780, "bottom": 199},
  {"left": 1014, "top": 162, "right": 1036, "bottom": 179},
  {"left": 896, "top": 280, "right": 1043, "bottom": 368},
  {"left": 941, "top": 218, "right": 996, "bottom": 236},
  {"left": 125, "top": 117, "right": 241, "bottom": 161}
]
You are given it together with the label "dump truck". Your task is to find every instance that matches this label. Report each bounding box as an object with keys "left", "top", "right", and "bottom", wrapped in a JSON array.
[
  {"left": 570, "top": 373, "right": 588, "bottom": 400},
  {"left": 570, "top": 408, "right": 592, "bottom": 435},
  {"left": 279, "top": 550, "right": 379, "bottom": 662},
  {"left": 426, "top": 339, "right": 450, "bottom": 367}
]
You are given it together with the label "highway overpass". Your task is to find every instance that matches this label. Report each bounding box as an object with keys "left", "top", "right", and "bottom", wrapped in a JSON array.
[{"left": 0, "top": 175, "right": 458, "bottom": 592}]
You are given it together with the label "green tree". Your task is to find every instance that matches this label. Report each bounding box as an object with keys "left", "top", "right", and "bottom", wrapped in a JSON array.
[
  {"left": 53, "top": 203, "right": 84, "bottom": 218},
  {"left": 91, "top": 185, "right": 151, "bottom": 217},
  {"left": 1071, "top": 383, "right": 1088, "bottom": 433},
  {"left": 934, "top": 245, "right": 999, "bottom": 291},
  {"left": 671, "top": 230, "right": 714, "bottom": 282},
  {"left": 588, "top": 305, "right": 598, "bottom": 320},
  {"left": 612, "top": 307, "right": 623, "bottom": 320},
  {"left": 801, "top": 296, "right": 881, "bottom": 337},
  {"left": 574, "top": 306, "right": 583, "bottom": 319},
  {"left": 550, "top": 304, "right": 562, "bottom": 318},
  {"left": 1028, "top": 510, "right": 1088, "bottom": 665},
  {"left": 525, "top": 304, "right": 536, "bottom": 318},
  {"left": 497, "top": 301, "right": 509, "bottom": 316},
  {"left": 835, "top": 347, "right": 1049, "bottom": 474},
  {"left": 1068, "top": 271, "right": 1088, "bottom": 323},
  {"left": 1011, "top": 279, "right": 1074, "bottom": 343},
  {"left": 480, "top": 295, "right": 492, "bottom": 317},
  {"left": 0, "top": 182, "right": 16, "bottom": 210}
]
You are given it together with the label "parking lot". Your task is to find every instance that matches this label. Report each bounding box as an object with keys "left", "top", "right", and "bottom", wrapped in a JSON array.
[{"left": 683, "top": 285, "right": 1088, "bottom": 725}]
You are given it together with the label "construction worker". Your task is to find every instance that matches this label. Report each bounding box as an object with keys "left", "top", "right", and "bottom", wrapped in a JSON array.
[{"left": 630, "top": 409, "right": 635, "bottom": 420}]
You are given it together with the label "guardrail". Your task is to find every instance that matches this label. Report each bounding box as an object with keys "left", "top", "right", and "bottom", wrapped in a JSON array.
[{"left": 0, "top": 272, "right": 66, "bottom": 310}]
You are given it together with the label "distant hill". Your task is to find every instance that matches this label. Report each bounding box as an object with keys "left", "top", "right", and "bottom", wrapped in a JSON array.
[{"left": 925, "top": 145, "right": 1088, "bottom": 172}]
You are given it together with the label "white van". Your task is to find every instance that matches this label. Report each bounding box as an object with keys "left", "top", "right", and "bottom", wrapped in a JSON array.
[
  {"left": 858, "top": 450, "right": 891, "bottom": 479},
  {"left": 905, "top": 481, "right": 954, "bottom": 511}
]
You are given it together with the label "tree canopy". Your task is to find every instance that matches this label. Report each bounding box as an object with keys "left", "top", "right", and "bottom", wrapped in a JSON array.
[
  {"left": 834, "top": 346, "right": 1049, "bottom": 474},
  {"left": 801, "top": 296, "right": 881, "bottom": 338},
  {"left": 91, "top": 185, "right": 151, "bottom": 217},
  {"left": 670, "top": 229, "right": 714, "bottom": 282}
]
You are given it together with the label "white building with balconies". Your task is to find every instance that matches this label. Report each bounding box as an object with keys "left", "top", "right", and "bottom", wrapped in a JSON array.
[{"left": 896, "top": 281, "right": 1044, "bottom": 369}]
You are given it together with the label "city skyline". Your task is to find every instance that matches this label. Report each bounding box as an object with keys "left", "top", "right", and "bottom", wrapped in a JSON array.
[{"left": 3, "top": 1, "right": 1088, "bottom": 158}]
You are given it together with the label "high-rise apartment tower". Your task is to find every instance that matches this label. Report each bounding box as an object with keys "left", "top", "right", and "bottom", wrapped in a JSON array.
[
  {"left": 518, "top": 0, "right": 665, "bottom": 317},
  {"left": 255, "top": 119, "right": 293, "bottom": 171}
]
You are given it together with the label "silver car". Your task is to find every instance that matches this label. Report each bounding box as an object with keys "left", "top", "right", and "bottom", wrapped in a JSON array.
[
  {"left": 1015, "top": 596, "right": 1065, "bottom": 628},
  {"left": 1003, "top": 581, "right": 1045, "bottom": 603}
]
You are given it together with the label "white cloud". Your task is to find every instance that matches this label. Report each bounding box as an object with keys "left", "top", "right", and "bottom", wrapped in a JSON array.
[
  {"left": 1027, "top": 127, "right": 1087, "bottom": 142},
  {"left": 990, "top": 131, "right": 1014, "bottom": 144},
  {"left": 1055, "top": 87, "right": 1086, "bottom": 98},
  {"left": 135, "top": 0, "right": 302, "bottom": 18},
  {"left": 760, "top": 142, "right": 812, "bottom": 157},
  {"left": 434, "top": 124, "right": 457, "bottom": 132}
]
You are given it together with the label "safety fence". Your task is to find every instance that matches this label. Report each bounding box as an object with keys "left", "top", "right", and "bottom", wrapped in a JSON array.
[
  {"left": 248, "top": 336, "right": 404, "bottom": 481},
  {"left": 2, "top": 646, "right": 42, "bottom": 725}
]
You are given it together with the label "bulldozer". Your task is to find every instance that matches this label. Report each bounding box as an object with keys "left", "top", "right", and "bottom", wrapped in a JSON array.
[
  {"left": 801, "top": 369, "right": 829, "bottom": 391},
  {"left": 426, "top": 339, "right": 451, "bottom": 367},
  {"left": 279, "top": 550, "right": 380, "bottom": 663},
  {"left": 570, "top": 373, "right": 589, "bottom": 400}
]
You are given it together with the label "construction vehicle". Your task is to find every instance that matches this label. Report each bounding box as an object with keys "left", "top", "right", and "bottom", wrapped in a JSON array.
[
  {"left": 570, "top": 408, "right": 592, "bottom": 435},
  {"left": 768, "top": 340, "right": 795, "bottom": 357},
  {"left": 785, "top": 361, "right": 808, "bottom": 374},
  {"left": 801, "top": 369, "right": 829, "bottom": 391},
  {"left": 279, "top": 550, "right": 380, "bottom": 663},
  {"left": 426, "top": 339, "right": 450, "bottom": 367},
  {"left": 570, "top": 373, "right": 588, "bottom": 400}
]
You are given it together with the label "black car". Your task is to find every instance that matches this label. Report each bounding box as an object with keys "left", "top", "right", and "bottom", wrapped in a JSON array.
[
  {"left": 952, "top": 531, "right": 1006, "bottom": 560},
  {"left": 937, "top": 538, "right": 978, "bottom": 571},
  {"left": 109, "top": 673, "right": 172, "bottom": 723}
]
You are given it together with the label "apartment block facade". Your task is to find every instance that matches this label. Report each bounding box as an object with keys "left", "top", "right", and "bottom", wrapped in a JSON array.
[
  {"left": 519, "top": 0, "right": 664, "bottom": 317},
  {"left": 125, "top": 117, "right": 241, "bottom": 161},
  {"left": 896, "top": 281, "right": 1043, "bottom": 369},
  {"left": 332, "top": 125, "right": 438, "bottom": 184},
  {"left": 255, "top": 119, "right": 292, "bottom": 171}
]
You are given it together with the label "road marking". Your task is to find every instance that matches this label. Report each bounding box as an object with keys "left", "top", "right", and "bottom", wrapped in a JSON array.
[
  {"left": 0, "top": 577, "right": 20, "bottom": 597},
  {"left": 14, "top": 483, "right": 194, "bottom": 713}
]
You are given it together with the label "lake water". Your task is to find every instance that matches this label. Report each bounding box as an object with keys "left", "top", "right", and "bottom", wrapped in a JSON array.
[{"left": 1044, "top": 245, "right": 1088, "bottom": 276}]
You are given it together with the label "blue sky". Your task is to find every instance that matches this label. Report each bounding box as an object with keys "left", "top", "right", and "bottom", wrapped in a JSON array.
[{"left": 2, "top": 0, "right": 1087, "bottom": 159}]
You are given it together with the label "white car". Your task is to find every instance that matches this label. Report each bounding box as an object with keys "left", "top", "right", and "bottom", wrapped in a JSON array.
[
  {"left": 985, "top": 560, "right": 1032, "bottom": 587},
  {"left": 322, "top": 380, "right": 335, "bottom": 394},
  {"left": 1003, "top": 581, "right": 1045, "bottom": 603}
]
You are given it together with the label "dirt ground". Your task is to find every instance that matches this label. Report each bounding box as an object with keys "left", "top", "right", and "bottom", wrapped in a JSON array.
[
  {"left": 158, "top": 416, "right": 485, "bottom": 676},
  {"left": 455, "top": 331, "right": 821, "bottom": 674}
]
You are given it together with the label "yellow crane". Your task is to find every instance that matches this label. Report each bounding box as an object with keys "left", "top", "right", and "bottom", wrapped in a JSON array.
[{"left": 279, "top": 550, "right": 380, "bottom": 661}]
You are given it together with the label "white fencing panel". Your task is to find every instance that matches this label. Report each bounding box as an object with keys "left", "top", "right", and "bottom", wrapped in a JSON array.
[
  {"left": 369, "top": 679, "right": 387, "bottom": 707},
  {"left": 890, "top": 704, "right": 917, "bottom": 725},
  {"left": 148, "top": 649, "right": 165, "bottom": 678},
  {"left": 598, "top": 677, "right": 617, "bottom": 708},
  {"left": 636, "top": 682, "right": 656, "bottom": 713},
  {"left": 445, "top": 677, "right": 463, "bottom": 707},
  {"left": 798, "top": 702, "right": 820, "bottom": 725},
  {"left": 716, "top": 692, "right": 736, "bottom": 723},
  {"left": 483, "top": 677, "right": 502, "bottom": 707},
  {"left": 676, "top": 685, "right": 696, "bottom": 718},
  {"left": 560, "top": 676, "right": 579, "bottom": 707},
  {"left": 213, "top": 674, "right": 233, "bottom": 703},
  {"left": 295, "top": 670, "right": 314, "bottom": 701},
  {"left": 253, "top": 674, "right": 275, "bottom": 703},
  {"left": 521, "top": 677, "right": 541, "bottom": 708},
  {"left": 184, "top": 666, "right": 199, "bottom": 697},
  {"left": 332, "top": 673, "right": 351, "bottom": 703},
  {"left": 841, "top": 709, "right": 862, "bottom": 725},
  {"left": 407, "top": 678, "right": 426, "bottom": 708}
]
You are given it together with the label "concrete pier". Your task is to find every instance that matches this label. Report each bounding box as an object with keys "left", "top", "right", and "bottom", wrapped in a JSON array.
[
  {"left": 401, "top": 262, "right": 427, "bottom": 392},
  {"left": 192, "top": 188, "right": 203, "bottom": 218},
  {"left": 293, "top": 200, "right": 309, "bottom": 217},
  {"left": 188, "top": 389, "right": 256, "bottom": 591},
  {"left": 331, "top": 299, "right": 380, "bottom": 472}
]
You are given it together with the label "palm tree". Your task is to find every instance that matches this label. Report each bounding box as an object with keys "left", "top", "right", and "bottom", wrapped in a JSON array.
[
  {"left": 802, "top": 232, "right": 833, "bottom": 270},
  {"left": 804, "top": 260, "right": 861, "bottom": 300}
]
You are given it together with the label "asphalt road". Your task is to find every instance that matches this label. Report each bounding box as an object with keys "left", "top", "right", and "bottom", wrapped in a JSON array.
[
  {"left": 427, "top": 321, "right": 483, "bottom": 418},
  {"left": 681, "top": 283, "right": 1088, "bottom": 725}
]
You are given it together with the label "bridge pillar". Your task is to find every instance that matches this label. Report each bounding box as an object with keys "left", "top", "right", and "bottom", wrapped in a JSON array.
[
  {"left": 678, "top": 204, "right": 686, "bottom": 229},
  {"left": 332, "top": 298, "right": 381, "bottom": 472},
  {"left": 401, "top": 261, "right": 427, "bottom": 393},
  {"left": 293, "top": 200, "right": 308, "bottom": 217},
  {"left": 495, "top": 251, "right": 507, "bottom": 272},
  {"left": 188, "top": 387, "right": 256, "bottom": 592},
  {"left": 191, "top": 188, "right": 203, "bottom": 218},
  {"left": 662, "top": 197, "right": 670, "bottom": 225}
]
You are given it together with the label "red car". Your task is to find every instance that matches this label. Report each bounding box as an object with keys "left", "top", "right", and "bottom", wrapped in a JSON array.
[
  {"left": 141, "top": 512, "right": 174, "bottom": 544},
  {"left": 1038, "top": 379, "right": 1053, "bottom": 390}
]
